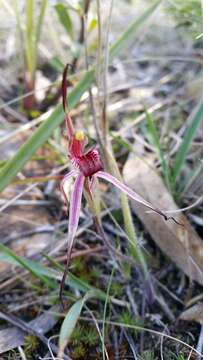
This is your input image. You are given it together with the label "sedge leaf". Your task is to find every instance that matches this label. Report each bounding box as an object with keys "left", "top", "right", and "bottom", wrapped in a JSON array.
[{"left": 173, "top": 96, "right": 203, "bottom": 180}]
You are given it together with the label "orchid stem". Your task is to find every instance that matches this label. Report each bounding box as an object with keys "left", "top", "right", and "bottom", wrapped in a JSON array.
[
  {"left": 59, "top": 247, "right": 71, "bottom": 310},
  {"left": 104, "top": 148, "right": 149, "bottom": 279},
  {"left": 93, "top": 215, "right": 135, "bottom": 264},
  {"left": 84, "top": 187, "right": 134, "bottom": 264}
]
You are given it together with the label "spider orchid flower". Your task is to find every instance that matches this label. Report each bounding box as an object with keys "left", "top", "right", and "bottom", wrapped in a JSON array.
[{"left": 60, "top": 65, "right": 179, "bottom": 303}]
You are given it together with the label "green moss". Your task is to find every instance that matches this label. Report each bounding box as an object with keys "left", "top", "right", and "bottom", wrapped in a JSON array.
[
  {"left": 71, "top": 343, "right": 86, "bottom": 359},
  {"left": 141, "top": 350, "right": 157, "bottom": 360},
  {"left": 172, "top": 354, "right": 187, "bottom": 360},
  {"left": 84, "top": 327, "right": 98, "bottom": 346},
  {"left": 118, "top": 310, "right": 143, "bottom": 335},
  {"left": 71, "top": 324, "right": 98, "bottom": 347},
  {"left": 4, "top": 350, "right": 21, "bottom": 360},
  {"left": 110, "top": 281, "right": 123, "bottom": 297},
  {"left": 24, "top": 335, "right": 40, "bottom": 358}
]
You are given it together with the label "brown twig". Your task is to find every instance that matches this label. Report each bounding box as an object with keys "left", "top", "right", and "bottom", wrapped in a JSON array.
[{"left": 56, "top": 245, "right": 106, "bottom": 263}]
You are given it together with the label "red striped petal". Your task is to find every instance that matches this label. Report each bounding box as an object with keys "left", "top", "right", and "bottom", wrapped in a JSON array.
[{"left": 72, "top": 148, "right": 103, "bottom": 177}]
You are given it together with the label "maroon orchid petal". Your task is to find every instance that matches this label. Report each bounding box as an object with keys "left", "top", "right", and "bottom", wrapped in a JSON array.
[
  {"left": 69, "top": 137, "right": 85, "bottom": 158},
  {"left": 74, "top": 148, "right": 103, "bottom": 177},
  {"left": 62, "top": 64, "right": 74, "bottom": 139}
]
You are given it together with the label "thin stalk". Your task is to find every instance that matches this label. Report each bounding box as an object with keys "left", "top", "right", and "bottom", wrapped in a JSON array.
[
  {"left": 25, "top": 0, "right": 35, "bottom": 80},
  {"left": 84, "top": 187, "right": 134, "bottom": 265},
  {"left": 13, "top": 0, "right": 25, "bottom": 68},
  {"left": 96, "top": 0, "right": 103, "bottom": 137},
  {"left": 72, "top": 0, "right": 91, "bottom": 71},
  {"left": 84, "top": 11, "right": 138, "bottom": 269},
  {"left": 102, "top": 0, "right": 114, "bottom": 146},
  {"left": 104, "top": 147, "right": 148, "bottom": 278},
  {"left": 84, "top": 17, "right": 136, "bottom": 268},
  {"left": 84, "top": 11, "right": 104, "bottom": 153},
  {"left": 24, "top": 0, "right": 36, "bottom": 110},
  {"left": 95, "top": 1, "right": 148, "bottom": 278},
  {"left": 35, "top": 0, "right": 48, "bottom": 45}
]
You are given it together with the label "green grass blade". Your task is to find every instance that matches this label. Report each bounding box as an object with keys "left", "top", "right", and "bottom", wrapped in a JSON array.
[
  {"left": 0, "top": 1, "right": 161, "bottom": 192},
  {"left": 0, "top": 243, "right": 107, "bottom": 300},
  {"left": 35, "top": 0, "right": 48, "bottom": 44},
  {"left": 109, "top": 0, "right": 161, "bottom": 62},
  {"left": 13, "top": 0, "right": 24, "bottom": 48},
  {"left": 25, "top": 0, "right": 35, "bottom": 76},
  {"left": 172, "top": 96, "right": 203, "bottom": 180},
  {"left": 0, "top": 243, "right": 54, "bottom": 288},
  {"left": 145, "top": 109, "right": 172, "bottom": 190},
  {"left": 55, "top": 3, "right": 74, "bottom": 39}
]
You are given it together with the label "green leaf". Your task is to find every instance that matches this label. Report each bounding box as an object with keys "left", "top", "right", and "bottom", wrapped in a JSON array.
[
  {"left": 0, "top": 1, "right": 161, "bottom": 192},
  {"left": 55, "top": 3, "right": 74, "bottom": 39},
  {"left": 58, "top": 291, "right": 96, "bottom": 357},
  {"left": 172, "top": 96, "right": 203, "bottom": 180}
]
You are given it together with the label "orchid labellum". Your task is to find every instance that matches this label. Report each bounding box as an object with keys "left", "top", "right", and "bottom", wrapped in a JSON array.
[{"left": 60, "top": 64, "right": 179, "bottom": 306}]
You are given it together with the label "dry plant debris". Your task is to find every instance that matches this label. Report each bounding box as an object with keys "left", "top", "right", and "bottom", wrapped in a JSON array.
[{"left": 123, "top": 156, "right": 203, "bottom": 286}]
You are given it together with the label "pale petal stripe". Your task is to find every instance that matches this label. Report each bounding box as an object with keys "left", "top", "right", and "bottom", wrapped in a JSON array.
[
  {"left": 68, "top": 174, "right": 85, "bottom": 243},
  {"left": 61, "top": 170, "right": 78, "bottom": 203},
  {"left": 96, "top": 171, "right": 167, "bottom": 219}
]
